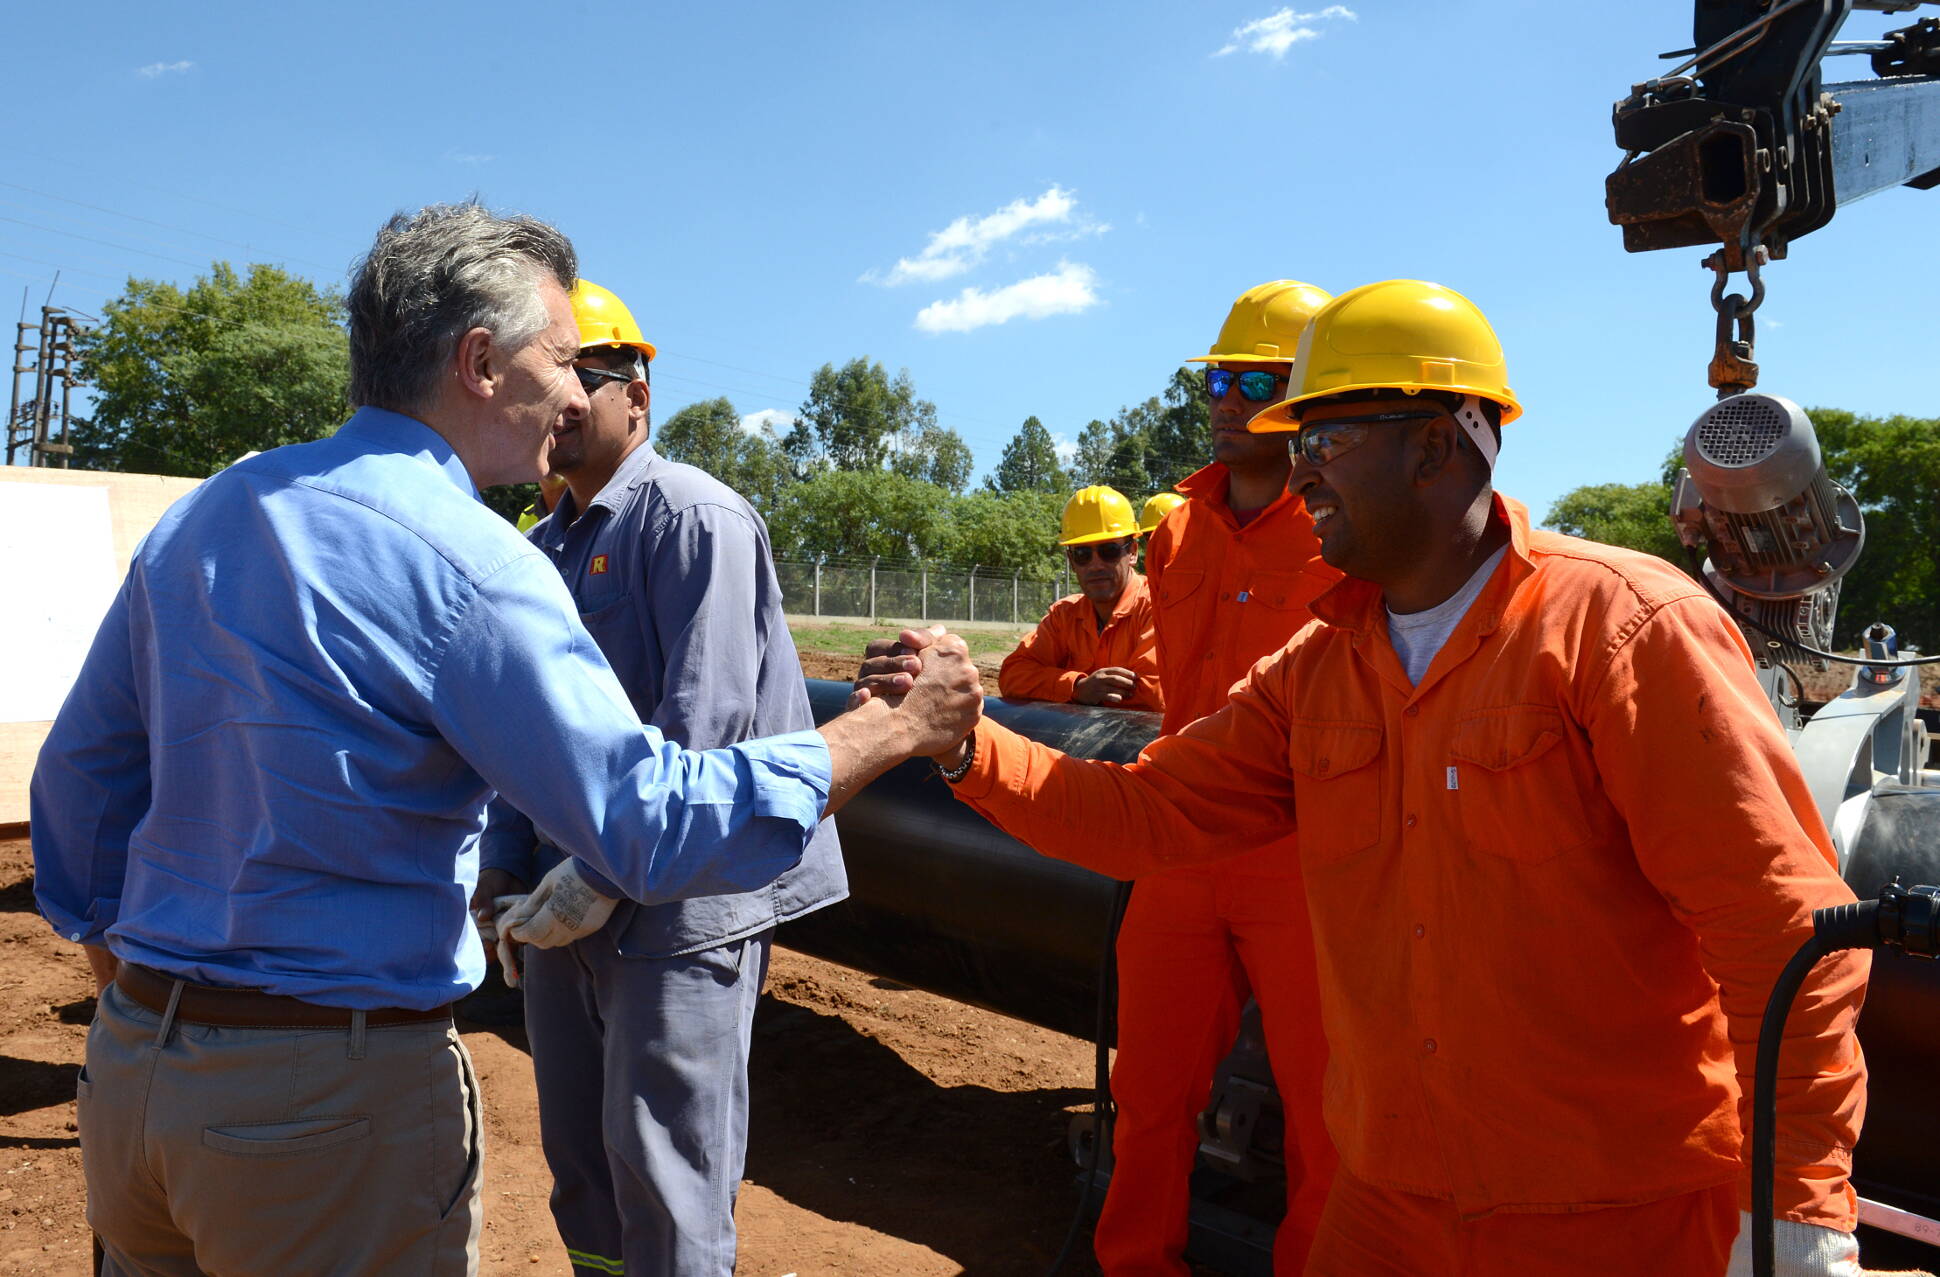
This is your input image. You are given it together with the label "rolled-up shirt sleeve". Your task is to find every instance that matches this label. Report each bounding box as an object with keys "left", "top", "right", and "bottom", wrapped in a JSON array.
[
  {"left": 431, "top": 553, "right": 830, "bottom": 905},
  {"left": 30, "top": 572, "right": 150, "bottom": 944}
]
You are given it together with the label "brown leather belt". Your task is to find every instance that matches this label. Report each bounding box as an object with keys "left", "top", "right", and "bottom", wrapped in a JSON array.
[{"left": 115, "top": 962, "right": 452, "bottom": 1029}]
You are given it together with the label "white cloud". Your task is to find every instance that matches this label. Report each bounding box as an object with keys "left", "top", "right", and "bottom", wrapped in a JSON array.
[
  {"left": 915, "top": 262, "right": 1100, "bottom": 335},
  {"left": 136, "top": 60, "right": 195, "bottom": 78},
  {"left": 444, "top": 151, "right": 495, "bottom": 166},
  {"left": 740, "top": 408, "right": 796, "bottom": 437},
  {"left": 1214, "top": 6, "right": 1355, "bottom": 59},
  {"left": 1052, "top": 435, "right": 1079, "bottom": 465},
  {"left": 867, "top": 186, "right": 1104, "bottom": 286}
]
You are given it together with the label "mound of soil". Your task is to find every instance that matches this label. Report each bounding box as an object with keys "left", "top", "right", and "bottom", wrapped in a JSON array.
[{"left": 0, "top": 835, "right": 1107, "bottom": 1276}]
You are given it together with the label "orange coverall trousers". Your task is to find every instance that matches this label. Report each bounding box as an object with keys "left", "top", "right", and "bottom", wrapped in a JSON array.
[
  {"left": 1099, "top": 860, "right": 1334, "bottom": 1276},
  {"left": 1099, "top": 471, "right": 1342, "bottom": 1275},
  {"left": 1305, "top": 1172, "right": 1737, "bottom": 1276}
]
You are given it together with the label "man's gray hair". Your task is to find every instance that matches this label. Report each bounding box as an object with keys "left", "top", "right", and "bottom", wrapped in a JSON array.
[{"left": 347, "top": 203, "right": 577, "bottom": 413}]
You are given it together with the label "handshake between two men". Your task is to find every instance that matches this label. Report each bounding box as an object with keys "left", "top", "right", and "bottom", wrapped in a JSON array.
[{"left": 479, "top": 627, "right": 983, "bottom": 977}]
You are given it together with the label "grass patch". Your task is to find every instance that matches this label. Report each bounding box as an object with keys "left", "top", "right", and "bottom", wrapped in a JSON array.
[{"left": 788, "top": 621, "right": 1031, "bottom": 662}]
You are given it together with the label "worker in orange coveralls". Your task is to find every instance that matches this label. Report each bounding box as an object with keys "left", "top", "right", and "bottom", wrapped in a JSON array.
[
  {"left": 862, "top": 281, "right": 1877, "bottom": 1277},
  {"left": 1080, "top": 280, "right": 1344, "bottom": 1277},
  {"left": 998, "top": 485, "right": 1163, "bottom": 713}
]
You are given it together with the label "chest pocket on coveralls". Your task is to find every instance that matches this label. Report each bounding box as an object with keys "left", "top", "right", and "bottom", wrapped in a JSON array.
[
  {"left": 1447, "top": 706, "right": 1593, "bottom": 864},
  {"left": 1284, "top": 719, "right": 1384, "bottom": 866},
  {"left": 1155, "top": 569, "right": 1209, "bottom": 661}
]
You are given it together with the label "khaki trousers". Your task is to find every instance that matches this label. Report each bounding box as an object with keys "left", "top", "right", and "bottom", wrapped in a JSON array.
[{"left": 80, "top": 981, "right": 482, "bottom": 1277}]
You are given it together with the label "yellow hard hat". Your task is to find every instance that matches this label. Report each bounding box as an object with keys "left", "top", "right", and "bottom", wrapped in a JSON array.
[
  {"left": 1184, "top": 280, "right": 1333, "bottom": 364},
  {"left": 569, "top": 279, "right": 657, "bottom": 361},
  {"left": 1060, "top": 486, "right": 1139, "bottom": 546},
  {"left": 1137, "top": 492, "right": 1187, "bottom": 534},
  {"left": 1249, "top": 280, "right": 1520, "bottom": 432}
]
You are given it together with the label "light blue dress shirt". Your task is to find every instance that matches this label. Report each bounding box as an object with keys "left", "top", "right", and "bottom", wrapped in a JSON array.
[{"left": 29, "top": 408, "right": 832, "bottom": 1010}]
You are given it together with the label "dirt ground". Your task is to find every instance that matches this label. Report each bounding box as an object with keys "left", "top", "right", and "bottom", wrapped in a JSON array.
[
  {"left": 0, "top": 832, "right": 1114, "bottom": 1276},
  {"left": 1798, "top": 661, "right": 1940, "bottom": 711},
  {"left": 796, "top": 649, "right": 1008, "bottom": 695}
]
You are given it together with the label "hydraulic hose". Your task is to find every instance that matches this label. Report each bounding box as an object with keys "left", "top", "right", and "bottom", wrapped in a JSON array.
[{"left": 1753, "top": 880, "right": 1940, "bottom": 1277}]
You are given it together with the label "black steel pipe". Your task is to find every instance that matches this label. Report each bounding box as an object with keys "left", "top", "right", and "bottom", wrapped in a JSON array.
[{"left": 777, "top": 679, "right": 1157, "bottom": 1040}]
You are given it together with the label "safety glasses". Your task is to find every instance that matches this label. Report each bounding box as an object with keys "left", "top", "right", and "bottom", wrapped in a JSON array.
[
  {"left": 1066, "top": 540, "right": 1133, "bottom": 566},
  {"left": 1294, "top": 411, "right": 1439, "bottom": 466},
  {"left": 574, "top": 366, "right": 633, "bottom": 394},
  {"left": 1204, "top": 368, "right": 1285, "bottom": 403}
]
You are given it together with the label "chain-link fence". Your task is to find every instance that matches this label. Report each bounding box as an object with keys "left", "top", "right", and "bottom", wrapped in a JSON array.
[{"left": 775, "top": 556, "right": 1071, "bottom": 624}]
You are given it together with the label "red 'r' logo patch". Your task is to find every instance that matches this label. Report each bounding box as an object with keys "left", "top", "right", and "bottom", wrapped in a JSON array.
[{"left": 590, "top": 555, "right": 609, "bottom": 575}]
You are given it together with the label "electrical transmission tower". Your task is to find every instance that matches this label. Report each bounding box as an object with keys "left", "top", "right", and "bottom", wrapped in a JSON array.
[{"left": 8, "top": 304, "right": 84, "bottom": 467}]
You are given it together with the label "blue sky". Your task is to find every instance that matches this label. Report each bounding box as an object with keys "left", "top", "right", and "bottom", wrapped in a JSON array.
[{"left": 4, "top": 1, "right": 1934, "bottom": 523}]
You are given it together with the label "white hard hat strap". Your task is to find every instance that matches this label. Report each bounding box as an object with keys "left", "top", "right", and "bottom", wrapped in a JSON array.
[{"left": 1453, "top": 395, "right": 1498, "bottom": 469}]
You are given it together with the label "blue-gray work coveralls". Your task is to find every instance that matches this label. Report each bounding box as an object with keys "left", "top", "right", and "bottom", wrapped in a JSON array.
[{"left": 484, "top": 441, "right": 846, "bottom": 1277}]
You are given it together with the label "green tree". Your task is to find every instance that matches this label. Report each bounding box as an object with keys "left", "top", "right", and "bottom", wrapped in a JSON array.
[
  {"left": 791, "top": 358, "right": 936, "bottom": 476},
  {"left": 939, "top": 489, "right": 1066, "bottom": 579},
  {"left": 73, "top": 262, "right": 350, "bottom": 476},
  {"left": 766, "top": 469, "right": 954, "bottom": 561},
  {"left": 988, "top": 415, "right": 1069, "bottom": 494},
  {"left": 1071, "top": 418, "right": 1114, "bottom": 486},
  {"left": 657, "top": 397, "right": 745, "bottom": 485},
  {"left": 1145, "top": 367, "right": 1212, "bottom": 490},
  {"left": 1810, "top": 408, "right": 1940, "bottom": 648},
  {"left": 1101, "top": 409, "right": 1155, "bottom": 496},
  {"left": 656, "top": 397, "right": 792, "bottom": 516},
  {"left": 1543, "top": 482, "right": 1684, "bottom": 565},
  {"left": 889, "top": 422, "right": 975, "bottom": 492}
]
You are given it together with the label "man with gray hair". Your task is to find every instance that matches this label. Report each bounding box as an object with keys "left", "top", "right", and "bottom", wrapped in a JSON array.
[{"left": 31, "top": 203, "right": 982, "bottom": 1275}]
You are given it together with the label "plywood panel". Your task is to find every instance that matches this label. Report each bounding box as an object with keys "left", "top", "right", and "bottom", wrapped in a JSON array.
[{"left": 0, "top": 468, "right": 201, "bottom": 825}]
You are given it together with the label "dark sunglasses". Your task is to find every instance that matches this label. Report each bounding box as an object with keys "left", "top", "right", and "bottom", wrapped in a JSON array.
[
  {"left": 1294, "top": 411, "right": 1440, "bottom": 466},
  {"left": 575, "top": 366, "right": 633, "bottom": 394},
  {"left": 1065, "top": 540, "right": 1133, "bottom": 565},
  {"left": 1204, "top": 368, "right": 1285, "bottom": 403}
]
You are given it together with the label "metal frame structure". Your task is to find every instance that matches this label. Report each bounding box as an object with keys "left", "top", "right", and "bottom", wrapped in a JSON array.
[{"left": 6, "top": 306, "right": 83, "bottom": 468}]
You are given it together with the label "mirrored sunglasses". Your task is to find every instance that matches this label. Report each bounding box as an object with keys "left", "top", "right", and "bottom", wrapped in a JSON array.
[{"left": 1204, "top": 368, "right": 1284, "bottom": 403}]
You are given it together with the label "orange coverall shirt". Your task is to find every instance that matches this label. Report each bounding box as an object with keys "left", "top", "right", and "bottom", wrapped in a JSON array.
[
  {"left": 998, "top": 574, "right": 1164, "bottom": 712},
  {"left": 953, "top": 495, "right": 1868, "bottom": 1228},
  {"left": 1146, "top": 465, "right": 1339, "bottom": 738}
]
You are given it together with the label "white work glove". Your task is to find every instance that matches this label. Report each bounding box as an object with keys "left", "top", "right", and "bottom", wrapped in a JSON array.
[
  {"left": 500, "top": 859, "right": 619, "bottom": 951},
  {"left": 1723, "top": 1212, "right": 1927, "bottom": 1277}
]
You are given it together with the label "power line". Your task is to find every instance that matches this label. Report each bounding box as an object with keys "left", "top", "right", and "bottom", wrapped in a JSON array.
[
  {"left": 25, "top": 152, "right": 343, "bottom": 242},
  {"left": 0, "top": 181, "right": 338, "bottom": 271},
  {"left": 0, "top": 214, "right": 208, "bottom": 270},
  {"left": 0, "top": 248, "right": 130, "bottom": 285},
  {"left": 1, "top": 195, "right": 271, "bottom": 266}
]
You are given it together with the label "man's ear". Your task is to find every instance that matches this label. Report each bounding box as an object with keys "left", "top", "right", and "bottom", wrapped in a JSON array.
[
  {"left": 628, "top": 377, "right": 651, "bottom": 425},
  {"left": 453, "top": 326, "right": 497, "bottom": 401},
  {"left": 1411, "top": 415, "right": 1461, "bottom": 486}
]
